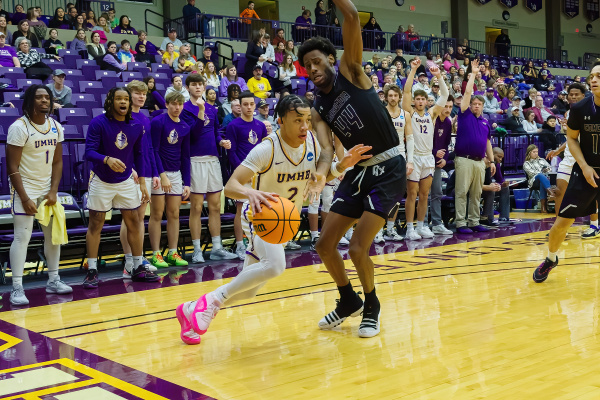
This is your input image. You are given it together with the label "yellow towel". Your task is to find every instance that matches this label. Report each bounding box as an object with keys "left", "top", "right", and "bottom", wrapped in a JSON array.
[{"left": 35, "top": 199, "right": 68, "bottom": 245}]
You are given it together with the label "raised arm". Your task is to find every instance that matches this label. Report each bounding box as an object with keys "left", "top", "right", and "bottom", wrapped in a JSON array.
[
  {"left": 429, "top": 65, "right": 449, "bottom": 120},
  {"left": 461, "top": 58, "right": 479, "bottom": 112},
  {"left": 402, "top": 58, "right": 419, "bottom": 113},
  {"left": 334, "top": 0, "right": 371, "bottom": 89}
]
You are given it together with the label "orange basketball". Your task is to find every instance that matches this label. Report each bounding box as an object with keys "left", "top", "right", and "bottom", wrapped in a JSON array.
[{"left": 252, "top": 197, "right": 301, "bottom": 244}]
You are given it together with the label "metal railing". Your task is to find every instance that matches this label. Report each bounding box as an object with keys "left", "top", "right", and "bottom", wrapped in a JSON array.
[
  {"left": 583, "top": 53, "right": 600, "bottom": 69},
  {"left": 466, "top": 40, "right": 547, "bottom": 60}
]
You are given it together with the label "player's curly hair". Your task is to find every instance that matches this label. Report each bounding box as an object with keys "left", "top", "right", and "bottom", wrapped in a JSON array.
[
  {"left": 22, "top": 84, "right": 54, "bottom": 120},
  {"left": 104, "top": 87, "right": 133, "bottom": 123},
  {"left": 297, "top": 36, "right": 337, "bottom": 68},
  {"left": 274, "top": 94, "right": 311, "bottom": 120}
]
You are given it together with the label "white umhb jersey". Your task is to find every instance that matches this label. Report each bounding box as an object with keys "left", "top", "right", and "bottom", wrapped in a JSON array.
[
  {"left": 241, "top": 131, "right": 320, "bottom": 212},
  {"left": 7, "top": 117, "right": 64, "bottom": 193},
  {"left": 390, "top": 108, "right": 407, "bottom": 156},
  {"left": 411, "top": 110, "right": 434, "bottom": 155}
]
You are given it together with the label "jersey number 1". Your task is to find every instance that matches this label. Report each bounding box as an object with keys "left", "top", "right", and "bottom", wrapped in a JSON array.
[{"left": 46, "top": 150, "right": 49, "bottom": 164}]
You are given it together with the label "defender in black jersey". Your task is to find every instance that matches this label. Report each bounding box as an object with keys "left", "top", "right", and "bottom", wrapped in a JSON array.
[
  {"left": 533, "top": 61, "right": 600, "bottom": 283},
  {"left": 298, "top": 0, "right": 406, "bottom": 338}
]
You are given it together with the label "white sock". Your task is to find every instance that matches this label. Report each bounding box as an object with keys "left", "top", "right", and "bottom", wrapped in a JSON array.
[
  {"left": 13, "top": 276, "right": 23, "bottom": 287},
  {"left": 48, "top": 270, "right": 59, "bottom": 282},
  {"left": 591, "top": 219, "right": 598, "bottom": 228},
  {"left": 236, "top": 241, "right": 245, "bottom": 250},
  {"left": 547, "top": 251, "right": 557, "bottom": 262},
  {"left": 133, "top": 256, "right": 143, "bottom": 268},
  {"left": 310, "top": 231, "right": 319, "bottom": 239},
  {"left": 387, "top": 221, "right": 395, "bottom": 231},
  {"left": 124, "top": 253, "right": 133, "bottom": 265},
  {"left": 212, "top": 236, "right": 222, "bottom": 250},
  {"left": 406, "top": 222, "right": 414, "bottom": 231},
  {"left": 88, "top": 258, "right": 98, "bottom": 270},
  {"left": 169, "top": 248, "right": 177, "bottom": 255},
  {"left": 192, "top": 239, "right": 201, "bottom": 252},
  {"left": 416, "top": 221, "right": 424, "bottom": 229},
  {"left": 212, "top": 286, "right": 228, "bottom": 304}
]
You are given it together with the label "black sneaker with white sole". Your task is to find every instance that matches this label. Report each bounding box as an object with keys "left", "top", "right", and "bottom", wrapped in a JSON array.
[{"left": 319, "top": 293, "right": 364, "bottom": 329}]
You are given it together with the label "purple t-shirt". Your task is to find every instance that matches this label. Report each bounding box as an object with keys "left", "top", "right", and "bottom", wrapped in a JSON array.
[
  {"left": 226, "top": 117, "right": 268, "bottom": 169},
  {"left": 0, "top": 45, "right": 17, "bottom": 67},
  {"left": 151, "top": 112, "right": 191, "bottom": 186},
  {"left": 85, "top": 114, "right": 145, "bottom": 183},
  {"left": 455, "top": 107, "right": 491, "bottom": 159},
  {"left": 131, "top": 111, "right": 157, "bottom": 178},
  {"left": 433, "top": 116, "right": 452, "bottom": 163},
  {"left": 181, "top": 101, "right": 223, "bottom": 158},
  {"left": 295, "top": 16, "right": 312, "bottom": 26},
  {"left": 219, "top": 77, "right": 248, "bottom": 97}
]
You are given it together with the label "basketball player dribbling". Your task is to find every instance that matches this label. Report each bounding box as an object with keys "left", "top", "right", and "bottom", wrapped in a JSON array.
[
  {"left": 533, "top": 61, "right": 600, "bottom": 282},
  {"left": 298, "top": 0, "right": 407, "bottom": 337},
  {"left": 174, "top": 95, "right": 370, "bottom": 345}
]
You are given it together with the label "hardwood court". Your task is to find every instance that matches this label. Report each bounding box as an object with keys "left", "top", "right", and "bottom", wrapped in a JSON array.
[{"left": 2, "top": 220, "right": 600, "bottom": 399}]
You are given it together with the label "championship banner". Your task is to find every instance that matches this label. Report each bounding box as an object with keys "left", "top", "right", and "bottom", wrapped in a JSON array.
[
  {"left": 526, "top": 0, "right": 542, "bottom": 12},
  {"left": 586, "top": 0, "right": 600, "bottom": 20},
  {"left": 499, "top": 0, "right": 518, "bottom": 8},
  {"left": 564, "top": 0, "right": 580, "bottom": 17}
]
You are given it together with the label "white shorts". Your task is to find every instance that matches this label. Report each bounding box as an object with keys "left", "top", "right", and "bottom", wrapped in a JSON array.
[
  {"left": 241, "top": 201, "right": 285, "bottom": 261},
  {"left": 88, "top": 174, "right": 141, "bottom": 212},
  {"left": 152, "top": 171, "right": 183, "bottom": 196},
  {"left": 408, "top": 154, "right": 435, "bottom": 182},
  {"left": 11, "top": 186, "right": 48, "bottom": 215},
  {"left": 557, "top": 156, "right": 575, "bottom": 183},
  {"left": 190, "top": 156, "right": 223, "bottom": 195},
  {"left": 308, "top": 179, "right": 337, "bottom": 214},
  {"left": 138, "top": 177, "right": 152, "bottom": 199}
]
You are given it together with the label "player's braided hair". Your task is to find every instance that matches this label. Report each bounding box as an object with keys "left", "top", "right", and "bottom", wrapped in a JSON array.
[
  {"left": 22, "top": 84, "right": 54, "bottom": 121},
  {"left": 104, "top": 87, "right": 133, "bottom": 123},
  {"left": 297, "top": 36, "right": 337, "bottom": 68},
  {"left": 274, "top": 94, "right": 311, "bottom": 120}
]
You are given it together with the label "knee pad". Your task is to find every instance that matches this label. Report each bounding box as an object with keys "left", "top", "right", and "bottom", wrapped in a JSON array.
[
  {"left": 13, "top": 225, "right": 33, "bottom": 244},
  {"left": 308, "top": 194, "right": 321, "bottom": 214}
]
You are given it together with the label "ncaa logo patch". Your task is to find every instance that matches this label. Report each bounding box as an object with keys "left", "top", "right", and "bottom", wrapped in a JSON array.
[{"left": 307, "top": 152, "right": 314, "bottom": 162}]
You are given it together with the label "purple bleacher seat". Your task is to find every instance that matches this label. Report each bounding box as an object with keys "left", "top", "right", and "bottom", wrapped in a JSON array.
[
  {"left": 127, "top": 62, "right": 149, "bottom": 73},
  {"left": 101, "top": 93, "right": 107, "bottom": 105},
  {"left": 76, "top": 101, "right": 100, "bottom": 116},
  {"left": 233, "top": 53, "right": 247, "bottom": 78},
  {"left": 92, "top": 108, "right": 105, "bottom": 118},
  {"left": 58, "top": 108, "right": 88, "bottom": 124},
  {"left": 3, "top": 92, "right": 22, "bottom": 102},
  {"left": 82, "top": 125, "right": 88, "bottom": 137},
  {"left": 291, "top": 78, "right": 306, "bottom": 96},
  {"left": 154, "top": 83, "right": 165, "bottom": 92},
  {"left": 121, "top": 71, "right": 144, "bottom": 82},
  {"left": 62, "top": 124, "right": 81, "bottom": 139},
  {"left": 151, "top": 64, "right": 173, "bottom": 77},
  {"left": 95, "top": 70, "right": 120, "bottom": 88},
  {"left": 80, "top": 63, "right": 100, "bottom": 81},
  {"left": 0, "top": 107, "right": 20, "bottom": 127},
  {"left": 115, "top": 82, "right": 127, "bottom": 88},
  {"left": 265, "top": 98, "right": 278, "bottom": 109},
  {"left": 41, "top": 58, "right": 67, "bottom": 69},
  {"left": 152, "top": 91, "right": 166, "bottom": 109},
  {"left": 71, "top": 93, "right": 97, "bottom": 104},
  {"left": 79, "top": 81, "right": 105, "bottom": 99},
  {"left": 76, "top": 59, "right": 96, "bottom": 68},
  {"left": 17, "top": 79, "right": 42, "bottom": 90}
]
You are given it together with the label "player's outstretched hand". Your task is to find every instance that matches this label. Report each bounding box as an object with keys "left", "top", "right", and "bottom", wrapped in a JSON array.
[
  {"left": 303, "top": 172, "right": 326, "bottom": 203},
  {"left": 411, "top": 58, "right": 421, "bottom": 69},
  {"left": 582, "top": 165, "right": 599, "bottom": 188},
  {"left": 429, "top": 64, "right": 441, "bottom": 77},
  {"left": 406, "top": 162, "right": 414, "bottom": 176},
  {"left": 339, "top": 144, "right": 373, "bottom": 170},
  {"left": 107, "top": 157, "right": 126, "bottom": 173},
  {"left": 471, "top": 58, "right": 480, "bottom": 71},
  {"left": 247, "top": 189, "right": 278, "bottom": 214},
  {"left": 182, "top": 186, "right": 190, "bottom": 201}
]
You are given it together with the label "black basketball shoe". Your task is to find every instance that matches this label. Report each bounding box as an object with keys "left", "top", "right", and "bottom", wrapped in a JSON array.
[{"left": 533, "top": 257, "right": 559, "bottom": 283}]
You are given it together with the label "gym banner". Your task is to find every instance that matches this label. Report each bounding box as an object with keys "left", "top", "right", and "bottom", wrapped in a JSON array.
[
  {"left": 564, "top": 0, "right": 580, "bottom": 17},
  {"left": 526, "top": 0, "right": 542, "bottom": 12},
  {"left": 586, "top": 0, "right": 600, "bottom": 20},
  {"left": 499, "top": 0, "right": 518, "bottom": 8}
]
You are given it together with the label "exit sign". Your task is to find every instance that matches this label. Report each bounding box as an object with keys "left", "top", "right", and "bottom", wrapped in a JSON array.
[{"left": 410, "top": 5, "right": 415, "bottom": 11}]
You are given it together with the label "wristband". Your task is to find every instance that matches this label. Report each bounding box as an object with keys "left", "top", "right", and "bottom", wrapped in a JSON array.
[
  {"left": 330, "top": 161, "right": 343, "bottom": 178},
  {"left": 104, "top": 156, "right": 109, "bottom": 164}
]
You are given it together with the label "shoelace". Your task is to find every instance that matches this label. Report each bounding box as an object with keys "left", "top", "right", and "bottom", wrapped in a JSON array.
[
  {"left": 200, "top": 303, "right": 220, "bottom": 323},
  {"left": 155, "top": 254, "right": 165, "bottom": 262},
  {"left": 172, "top": 253, "right": 183, "bottom": 260}
]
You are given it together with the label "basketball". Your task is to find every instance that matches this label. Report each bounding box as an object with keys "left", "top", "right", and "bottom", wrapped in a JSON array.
[{"left": 252, "top": 197, "right": 301, "bottom": 244}]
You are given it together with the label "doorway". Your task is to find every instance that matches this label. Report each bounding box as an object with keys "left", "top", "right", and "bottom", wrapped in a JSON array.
[
  {"left": 485, "top": 27, "right": 502, "bottom": 55},
  {"left": 239, "top": 0, "right": 279, "bottom": 21}
]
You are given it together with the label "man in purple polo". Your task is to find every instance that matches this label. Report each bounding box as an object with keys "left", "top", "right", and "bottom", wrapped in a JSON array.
[
  {"left": 454, "top": 58, "right": 496, "bottom": 234},
  {"left": 0, "top": 32, "right": 19, "bottom": 67}
]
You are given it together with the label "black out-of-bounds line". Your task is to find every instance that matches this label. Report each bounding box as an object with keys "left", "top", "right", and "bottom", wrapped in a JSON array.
[
  {"left": 41, "top": 255, "right": 600, "bottom": 334},
  {"left": 50, "top": 259, "right": 598, "bottom": 339}
]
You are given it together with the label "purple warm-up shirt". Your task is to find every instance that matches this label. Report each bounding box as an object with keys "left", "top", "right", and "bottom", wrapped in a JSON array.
[
  {"left": 455, "top": 107, "right": 491, "bottom": 159},
  {"left": 226, "top": 117, "right": 268, "bottom": 169},
  {"left": 151, "top": 113, "right": 191, "bottom": 186},
  {"left": 85, "top": 114, "right": 145, "bottom": 183},
  {"left": 132, "top": 111, "right": 157, "bottom": 178},
  {"left": 433, "top": 116, "right": 452, "bottom": 165},
  {"left": 181, "top": 101, "right": 223, "bottom": 158}
]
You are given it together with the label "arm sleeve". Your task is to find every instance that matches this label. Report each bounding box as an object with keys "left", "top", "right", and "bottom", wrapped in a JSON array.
[
  {"left": 151, "top": 118, "right": 165, "bottom": 175},
  {"left": 133, "top": 126, "right": 145, "bottom": 177},
  {"left": 181, "top": 131, "right": 191, "bottom": 186},
  {"left": 226, "top": 123, "right": 242, "bottom": 169},
  {"left": 245, "top": 43, "right": 259, "bottom": 62},
  {"left": 84, "top": 120, "right": 105, "bottom": 165},
  {"left": 405, "top": 133, "right": 414, "bottom": 163},
  {"left": 69, "top": 40, "right": 77, "bottom": 50},
  {"left": 435, "top": 77, "right": 449, "bottom": 106}
]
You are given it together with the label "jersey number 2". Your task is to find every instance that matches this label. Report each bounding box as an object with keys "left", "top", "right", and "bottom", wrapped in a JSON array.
[{"left": 288, "top": 187, "right": 298, "bottom": 202}]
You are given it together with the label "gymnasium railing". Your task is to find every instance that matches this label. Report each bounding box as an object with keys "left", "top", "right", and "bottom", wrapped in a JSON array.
[{"left": 466, "top": 40, "right": 549, "bottom": 61}]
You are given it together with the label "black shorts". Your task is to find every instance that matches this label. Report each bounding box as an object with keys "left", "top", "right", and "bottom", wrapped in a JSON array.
[
  {"left": 330, "top": 154, "right": 406, "bottom": 220},
  {"left": 558, "top": 163, "right": 600, "bottom": 218}
]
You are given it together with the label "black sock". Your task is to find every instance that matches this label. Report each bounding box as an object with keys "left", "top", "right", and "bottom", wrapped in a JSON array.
[
  {"left": 364, "top": 288, "right": 379, "bottom": 310},
  {"left": 337, "top": 282, "right": 355, "bottom": 301}
]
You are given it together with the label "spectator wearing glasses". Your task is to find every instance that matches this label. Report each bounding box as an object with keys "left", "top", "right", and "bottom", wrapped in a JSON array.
[
  {"left": 218, "top": 83, "right": 240, "bottom": 123},
  {"left": 49, "top": 7, "right": 69, "bottom": 29}
]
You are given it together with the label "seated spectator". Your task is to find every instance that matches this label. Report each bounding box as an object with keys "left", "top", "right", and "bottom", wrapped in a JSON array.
[
  {"left": 87, "top": 31, "right": 106, "bottom": 60},
  {"left": 405, "top": 24, "right": 430, "bottom": 53},
  {"left": 278, "top": 54, "right": 296, "bottom": 91},
  {"left": 117, "top": 39, "right": 135, "bottom": 65},
  {"left": 534, "top": 70, "right": 551, "bottom": 91},
  {"left": 389, "top": 67, "right": 403, "bottom": 87},
  {"left": 101, "top": 41, "right": 125, "bottom": 72},
  {"left": 523, "top": 88, "right": 537, "bottom": 108},
  {"left": 69, "top": 29, "right": 87, "bottom": 52},
  {"left": 13, "top": 20, "right": 39, "bottom": 48},
  {"left": 275, "top": 41, "right": 285, "bottom": 64},
  {"left": 262, "top": 33, "right": 274, "bottom": 64},
  {"left": 26, "top": 7, "right": 46, "bottom": 29},
  {"left": 285, "top": 40, "right": 298, "bottom": 63},
  {"left": 379, "top": 58, "right": 390, "bottom": 76},
  {"left": 522, "top": 59, "right": 538, "bottom": 83},
  {"left": 11, "top": 4, "right": 26, "bottom": 26},
  {"left": 497, "top": 106, "right": 526, "bottom": 133},
  {"left": 92, "top": 14, "right": 110, "bottom": 44},
  {"left": 371, "top": 74, "right": 381, "bottom": 92},
  {"left": 539, "top": 62, "right": 553, "bottom": 79},
  {"left": 512, "top": 96, "right": 524, "bottom": 118},
  {"left": 165, "top": 75, "right": 190, "bottom": 102},
  {"left": 218, "top": 83, "right": 240, "bottom": 122},
  {"left": 500, "top": 87, "right": 516, "bottom": 111},
  {"left": 16, "top": 37, "right": 58, "bottom": 79},
  {"left": 173, "top": 42, "right": 195, "bottom": 72},
  {"left": 512, "top": 66, "right": 524, "bottom": 81},
  {"left": 133, "top": 43, "right": 152, "bottom": 67},
  {"left": 483, "top": 88, "right": 502, "bottom": 116},
  {"left": 481, "top": 148, "right": 510, "bottom": 225},
  {"left": 46, "top": 69, "right": 72, "bottom": 109},
  {"left": 412, "top": 72, "right": 430, "bottom": 95},
  {"left": 221, "top": 98, "right": 241, "bottom": 128},
  {"left": 192, "top": 60, "right": 204, "bottom": 74},
  {"left": 143, "top": 76, "right": 159, "bottom": 110},
  {"left": 443, "top": 53, "right": 459, "bottom": 72},
  {"left": 392, "top": 48, "right": 407, "bottom": 71},
  {"left": 86, "top": 10, "right": 98, "bottom": 29},
  {"left": 429, "top": 80, "right": 440, "bottom": 100},
  {"left": 455, "top": 45, "right": 466, "bottom": 60},
  {"left": 315, "top": 0, "right": 328, "bottom": 25},
  {"left": 363, "top": 16, "right": 385, "bottom": 50},
  {"left": 450, "top": 80, "right": 462, "bottom": 97},
  {"left": 517, "top": 78, "right": 530, "bottom": 92},
  {"left": 161, "top": 42, "right": 178, "bottom": 67},
  {"left": 526, "top": 95, "right": 556, "bottom": 124},
  {"left": 43, "top": 28, "right": 63, "bottom": 56},
  {"left": 197, "top": 45, "right": 218, "bottom": 70},
  {"left": 107, "top": 8, "right": 118, "bottom": 29},
  {"left": 551, "top": 90, "right": 569, "bottom": 115},
  {"left": 70, "top": 13, "right": 87, "bottom": 31},
  {"left": 0, "top": 32, "right": 19, "bottom": 67},
  {"left": 135, "top": 30, "right": 159, "bottom": 56},
  {"left": 272, "top": 28, "right": 286, "bottom": 48},
  {"left": 113, "top": 15, "right": 137, "bottom": 34},
  {"left": 425, "top": 52, "right": 436, "bottom": 70},
  {"left": 240, "top": 1, "right": 260, "bottom": 24},
  {"left": 0, "top": 16, "right": 11, "bottom": 45},
  {"left": 219, "top": 64, "right": 248, "bottom": 96},
  {"left": 255, "top": 99, "right": 277, "bottom": 130},
  {"left": 49, "top": 7, "right": 70, "bottom": 29},
  {"left": 450, "top": 93, "right": 462, "bottom": 117},
  {"left": 244, "top": 30, "right": 265, "bottom": 77},
  {"left": 66, "top": 6, "right": 77, "bottom": 23},
  {"left": 522, "top": 109, "right": 541, "bottom": 134},
  {"left": 523, "top": 144, "right": 552, "bottom": 213},
  {"left": 295, "top": 10, "right": 313, "bottom": 42},
  {"left": 203, "top": 61, "right": 221, "bottom": 88},
  {"left": 247, "top": 64, "right": 271, "bottom": 99},
  {"left": 536, "top": 115, "right": 560, "bottom": 153}
]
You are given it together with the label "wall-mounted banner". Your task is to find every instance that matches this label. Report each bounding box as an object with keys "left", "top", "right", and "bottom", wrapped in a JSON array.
[
  {"left": 586, "top": 0, "right": 600, "bottom": 20},
  {"left": 564, "top": 0, "right": 580, "bottom": 17},
  {"left": 526, "top": 0, "right": 542, "bottom": 11},
  {"left": 492, "top": 19, "right": 520, "bottom": 28},
  {"left": 475, "top": 0, "right": 493, "bottom": 4},
  {"left": 499, "top": 0, "right": 518, "bottom": 8}
]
